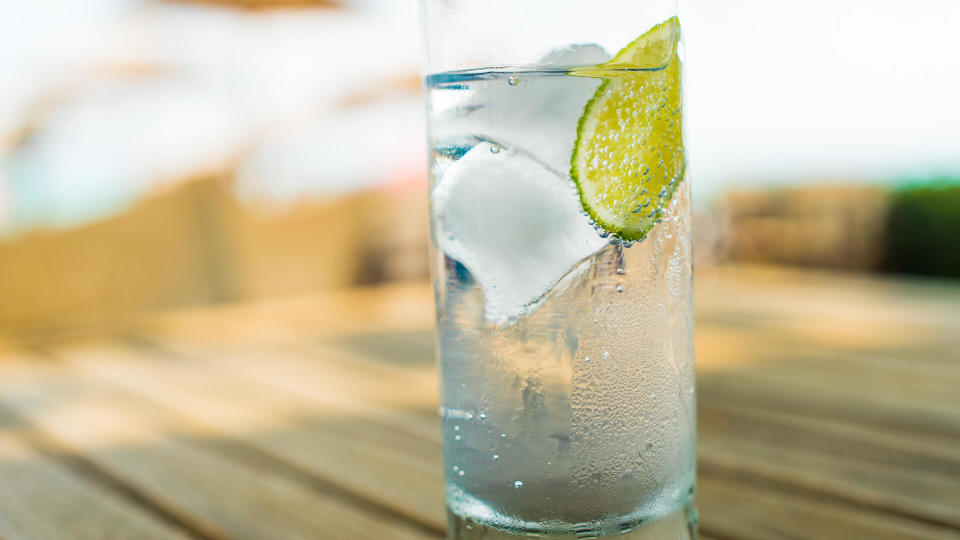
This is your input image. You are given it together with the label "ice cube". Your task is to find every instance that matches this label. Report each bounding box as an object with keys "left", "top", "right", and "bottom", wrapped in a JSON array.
[
  {"left": 537, "top": 43, "right": 611, "bottom": 69},
  {"left": 433, "top": 142, "right": 607, "bottom": 324},
  {"left": 435, "top": 45, "right": 610, "bottom": 175},
  {"left": 497, "top": 45, "right": 607, "bottom": 173}
]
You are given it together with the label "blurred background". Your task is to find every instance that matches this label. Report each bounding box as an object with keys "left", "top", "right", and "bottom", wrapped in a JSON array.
[
  {"left": 1, "top": 0, "right": 958, "bottom": 334},
  {"left": 0, "top": 1, "right": 958, "bottom": 539}
]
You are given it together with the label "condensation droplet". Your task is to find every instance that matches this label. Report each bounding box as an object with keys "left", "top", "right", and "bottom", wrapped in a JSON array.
[
  {"left": 616, "top": 268, "right": 625, "bottom": 275},
  {"left": 639, "top": 441, "right": 654, "bottom": 458},
  {"left": 616, "top": 285, "right": 624, "bottom": 293},
  {"left": 489, "top": 144, "right": 501, "bottom": 154},
  {"left": 514, "top": 481, "right": 524, "bottom": 489},
  {"left": 507, "top": 75, "right": 519, "bottom": 86},
  {"left": 492, "top": 453, "right": 500, "bottom": 461},
  {"left": 454, "top": 434, "right": 461, "bottom": 441},
  {"left": 458, "top": 470, "right": 465, "bottom": 477}
]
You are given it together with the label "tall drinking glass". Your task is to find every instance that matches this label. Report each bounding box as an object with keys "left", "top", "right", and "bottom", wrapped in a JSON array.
[{"left": 421, "top": 2, "right": 695, "bottom": 538}]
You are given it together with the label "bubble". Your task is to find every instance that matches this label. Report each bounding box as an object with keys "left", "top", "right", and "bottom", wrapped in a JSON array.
[
  {"left": 454, "top": 434, "right": 462, "bottom": 441},
  {"left": 492, "top": 453, "right": 500, "bottom": 461},
  {"left": 458, "top": 470, "right": 465, "bottom": 477},
  {"left": 454, "top": 425, "right": 460, "bottom": 431},
  {"left": 478, "top": 412, "right": 487, "bottom": 421},
  {"left": 514, "top": 481, "right": 524, "bottom": 489}
]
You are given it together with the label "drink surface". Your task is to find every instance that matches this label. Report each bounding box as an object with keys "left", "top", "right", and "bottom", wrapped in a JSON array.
[{"left": 427, "top": 62, "right": 695, "bottom": 538}]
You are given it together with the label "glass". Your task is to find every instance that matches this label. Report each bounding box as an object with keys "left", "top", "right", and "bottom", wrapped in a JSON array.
[{"left": 420, "top": 1, "right": 696, "bottom": 538}]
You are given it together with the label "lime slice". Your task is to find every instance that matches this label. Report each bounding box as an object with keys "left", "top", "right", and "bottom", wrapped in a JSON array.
[{"left": 571, "top": 17, "right": 684, "bottom": 241}]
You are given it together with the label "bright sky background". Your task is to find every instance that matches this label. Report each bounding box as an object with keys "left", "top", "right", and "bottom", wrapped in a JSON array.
[
  {"left": 683, "top": 0, "right": 960, "bottom": 192},
  {"left": 1, "top": 0, "right": 958, "bottom": 233}
]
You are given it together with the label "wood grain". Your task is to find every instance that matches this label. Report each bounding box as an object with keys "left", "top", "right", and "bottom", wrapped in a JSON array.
[
  {"left": 0, "top": 353, "right": 438, "bottom": 540},
  {"left": 0, "top": 406, "right": 192, "bottom": 540},
  {"left": 0, "top": 266, "right": 957, "bottom": 539}
]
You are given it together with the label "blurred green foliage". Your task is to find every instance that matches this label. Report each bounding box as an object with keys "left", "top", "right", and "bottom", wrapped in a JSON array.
[{"left": 886, "top": 179, "right": 960, "bottom": 278}]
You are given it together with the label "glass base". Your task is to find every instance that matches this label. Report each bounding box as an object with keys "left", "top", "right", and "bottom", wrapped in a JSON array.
[{"left": 447, "top": 503, "right": 697, "bottom": 539}]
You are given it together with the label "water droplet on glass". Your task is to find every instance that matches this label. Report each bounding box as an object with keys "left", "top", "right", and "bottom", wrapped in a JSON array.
[
  {"left": 458, "top": 470, "right": 465, "bottom": 477},
  {"left": 453, "top": 465, "right": 460, "bottom": 472},
  {"left": 616, "top": 268, "right": 625, "bottom": 275},
  {"left": 454, "top": 434, "right": 461, "bottom": 441},
  {"left": 492, "top": 453, "right": 500, "bottom": 461},
  {"left": 478, "top": 412, "right": 487, "bottom": 421},
  {"left": 514, "top": 481, "right": 524, "bottom": 489},
  {"left": 500, "top": 433, "right": 507, "bottom": 439},
  {"left": 507, "top": 75, "right": 519, "bottom": 86},
  {"left": 489, "top": 144, "right": 501, "bottom": 154},
  {"left": 616, "top": 285, "right": 624, "bottom": 293},
  {"left": 639, "top": 441, "right": 654, "bottom": 458},
  {"left": 454, "top": 425, "right": 460, "bottom": 432}
]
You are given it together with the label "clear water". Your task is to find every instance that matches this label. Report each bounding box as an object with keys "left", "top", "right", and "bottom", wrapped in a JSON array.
[{"left": 427, "top": 65, "right": 695, "bottom": 539}]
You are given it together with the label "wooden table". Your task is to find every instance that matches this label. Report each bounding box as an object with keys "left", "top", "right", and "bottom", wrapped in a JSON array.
[{"left": 0, "top": 266, "right": 958, "bottom": 540}]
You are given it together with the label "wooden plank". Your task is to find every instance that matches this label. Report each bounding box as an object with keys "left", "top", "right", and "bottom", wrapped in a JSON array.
[
  {"left": 144, "top": 337, "right": 441, "bottom": 438},
  {"left": 698, "top": 474, "right": 960, "bottom": 540},
  {"left": 140, "top": 281, "right": 435, "bottom": 346},
  {"left": 699, "top": 372, "right": 960, "bottom": 449},
  {"left": 0, "top": 406, "right": 191, "bottom": 540},
  {"left": 730, "top": 353, "right": 960, "bottom": 407},
  {"left": 50, "top": 341, "right": 447, "bottom": 532},
  {"left": 0, "top": 355, "right": 440, "bottom": 540},
  {"left": 698, "top": 407, "right": 960, "bottom": 529}
]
